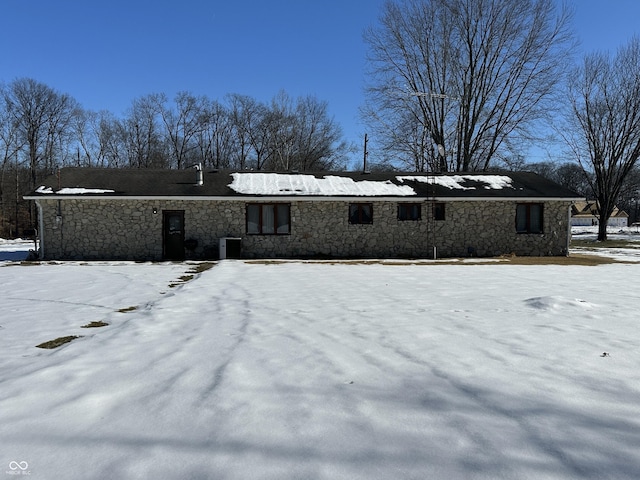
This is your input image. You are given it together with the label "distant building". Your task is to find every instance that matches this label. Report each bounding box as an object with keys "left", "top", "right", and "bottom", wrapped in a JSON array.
[{"left": 571, "top": 200, "right": 629, "bottom": 228}]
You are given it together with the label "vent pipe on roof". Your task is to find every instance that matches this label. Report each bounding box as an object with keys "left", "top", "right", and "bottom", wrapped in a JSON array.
[{"left": 192, "top": 163, "right": 203, "bottom": 186}]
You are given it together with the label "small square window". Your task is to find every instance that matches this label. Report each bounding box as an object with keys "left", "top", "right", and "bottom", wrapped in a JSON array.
[
  {"left": 349, "top": 203, "right": 373, "bottom": 224},
  {"left": 398, "top": 203, "right": 421, "bottom": 221}
]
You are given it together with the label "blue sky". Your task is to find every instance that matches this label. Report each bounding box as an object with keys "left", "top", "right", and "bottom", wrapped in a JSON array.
[{"left": 1, "top": 0, "right": 640, "bottom": 164}]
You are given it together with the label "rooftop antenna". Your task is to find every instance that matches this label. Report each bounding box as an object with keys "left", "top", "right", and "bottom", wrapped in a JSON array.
[{"left": 363, "top": 133, "right": 369, "bottom": 173}]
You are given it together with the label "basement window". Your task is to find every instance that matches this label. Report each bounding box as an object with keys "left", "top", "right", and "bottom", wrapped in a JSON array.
[
  {"left": 247, "top": 204, "right": 290, "bottom": 234},
  {"left": 516, "top": 203, "right": 543, "bottom": 233}
]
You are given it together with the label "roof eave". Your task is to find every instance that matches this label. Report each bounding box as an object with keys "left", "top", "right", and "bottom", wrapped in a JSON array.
[{"left": 24, "top": 194, "right": 583, "bottom": 202}]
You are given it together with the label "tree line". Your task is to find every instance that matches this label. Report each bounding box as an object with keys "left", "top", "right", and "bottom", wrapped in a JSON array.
[{"left": 0, "top": 79, "right": 350, "bottom": 236}]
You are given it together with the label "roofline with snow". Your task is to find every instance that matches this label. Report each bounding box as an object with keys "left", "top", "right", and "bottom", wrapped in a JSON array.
[{"left": 25, "top": 194, "right": 582, "bottom": 202}]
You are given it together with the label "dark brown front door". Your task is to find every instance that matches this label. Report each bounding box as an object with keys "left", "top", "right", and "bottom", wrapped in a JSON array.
[{"left": 163, "top": 210, "right": 185, "bottom": 260}]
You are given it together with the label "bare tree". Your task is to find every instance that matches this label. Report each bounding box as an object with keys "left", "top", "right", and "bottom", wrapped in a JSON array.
[
  {"left": 256, "top": 92, "right": 348, "bottom": 171},
  {"left": 226, "top": 92, "right": 348, "bottom": 171},
  {"left": 121, "top": 96, "right": 167, "bottom": 168},
  {"left": 364, "top": 107, "right": 439, "bottom": 171},
  {"left": 2, "top": 78, "right": 78, "bottom": 187},
  {"left": 0, "top": 95, "right": 25, "bottom": 236},
  {"left": 363, "top": 0, "right": 574, "bottom": 172},
  {"left": 292, "top": 95, "right": 348, "bottom": 171},
  {"left": 150, "top": 92, "right": 206, "bottom": 169},
  {"left": 93, "top": 111, "right": 126, "bottom": 168},
  {"left": 229, "top": 95, "right": 273, "bottom": 170},
  {"left": 71, "top": 108, "right": 100, "bottom": 166},
  {"left": 197, "top": 99, "right": 236, "bottom": 169},
  {"left": 73, "top": 109, "right": 130, "bottom": 168},
  {"left": 524, "top": 160, "right": 591, "bottom": 196},
  {"left": 554, "top": 162, "right": 591, "bottom": 197},
  {"left": 265, "top": 91, "right": 297, "bottom": 171},
  {"left": 565, "top": 37, "right": 640, "bottom": 240},
  {"left": 226, "top": 94, "right": 256, "bottom": 170}
]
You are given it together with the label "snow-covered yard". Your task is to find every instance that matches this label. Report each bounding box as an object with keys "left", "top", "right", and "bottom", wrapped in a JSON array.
[{"left": 1, "top": 230, "right": 640, "bottom": 479}]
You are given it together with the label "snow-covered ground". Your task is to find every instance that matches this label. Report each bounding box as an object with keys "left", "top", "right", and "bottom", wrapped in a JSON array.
[
  {"left": 571, "top": 225, "right": 640, "bottom": 241},
  {"left": 1, "top": 232, "right": 640, "bottom": 479},
  {"left": 571, "top": 226, "right": 640, "bottom": 262},
  {"left": 0, "top": 238, "right": 35, "bottom": 262}
]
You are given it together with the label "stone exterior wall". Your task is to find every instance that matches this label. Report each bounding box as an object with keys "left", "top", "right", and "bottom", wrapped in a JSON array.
[{"left": 35, "top": 198, "right": 572, "bottom": 260}]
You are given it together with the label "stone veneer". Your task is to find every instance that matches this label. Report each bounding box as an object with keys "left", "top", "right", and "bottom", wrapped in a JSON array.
[{"left": 35, "top": 198, "right": 573, "bottom": 260}]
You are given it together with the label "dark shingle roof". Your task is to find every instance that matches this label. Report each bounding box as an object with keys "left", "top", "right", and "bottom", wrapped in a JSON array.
[{"left": 25, "top": 167, "right": 582, "bottom": 200}]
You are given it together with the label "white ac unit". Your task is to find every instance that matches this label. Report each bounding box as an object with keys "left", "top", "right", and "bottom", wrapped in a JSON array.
[{"left": 219, "top": 237, "right": 242, "bottom": 259}]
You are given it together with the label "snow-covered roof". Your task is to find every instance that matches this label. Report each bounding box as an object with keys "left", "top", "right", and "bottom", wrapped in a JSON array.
[
  {"left": 396, "top": 174, "right": 513, "bottom": 191},
  {"left": 227, "top": 173, "right": 516, "bottom": 195},
  {"left": 36, "top": 186, "right": 115, "bottom": 195},
  {"left": 228, "top": 173, "right": 417, "bottom": 196},
  {"left": 24, "top": 168, "right": 582, "bottom": 200}
]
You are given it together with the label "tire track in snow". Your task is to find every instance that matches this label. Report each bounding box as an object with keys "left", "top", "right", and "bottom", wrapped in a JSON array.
[
  {"left": 102, "top": 265, "right": 255, "bottom": 413},
  {"left": 3, "top": 297, "right": 115, "bottom": 310},
  {"left": 195, "top": 282, "right": 253, "bottom": 404},
  {"left": 373, "top": 331, "right": 593, "bottom": 478}
]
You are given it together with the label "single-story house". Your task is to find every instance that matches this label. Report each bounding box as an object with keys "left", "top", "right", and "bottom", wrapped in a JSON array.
[
  {"left": 571, "top": 200, "right": 629, "bottom": 228},
  {"left": 24, "top": 167, "right": 582, "bottom": 261}
]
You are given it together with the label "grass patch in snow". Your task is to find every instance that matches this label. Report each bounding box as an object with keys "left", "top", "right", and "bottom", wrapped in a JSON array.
[
  {"left": 571, "top": 238, "right": 640, "bottom": 250},
  {"left": 169, "top": 274, "right": 194, "bottom": 287},
  {"left": 245, "top": 254, "right": 616, "bottom": 267},
  {"left": 504, "top": 254, "right": 617, "bottom": 266},
  {"left": 35, "top": 336, "right": 82, "bottom": 349},
  {"left": 81, "top": 321, "right": 109, "bottom": 328},
  {"left": 117, "top": 306, "right": 138, "bottom": 313},
  {"left": 169, "top": 262, "right": 215, "bottom": 287},
  {"left": 188, "top": 262, "right": 216, "bottom": 274}
]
